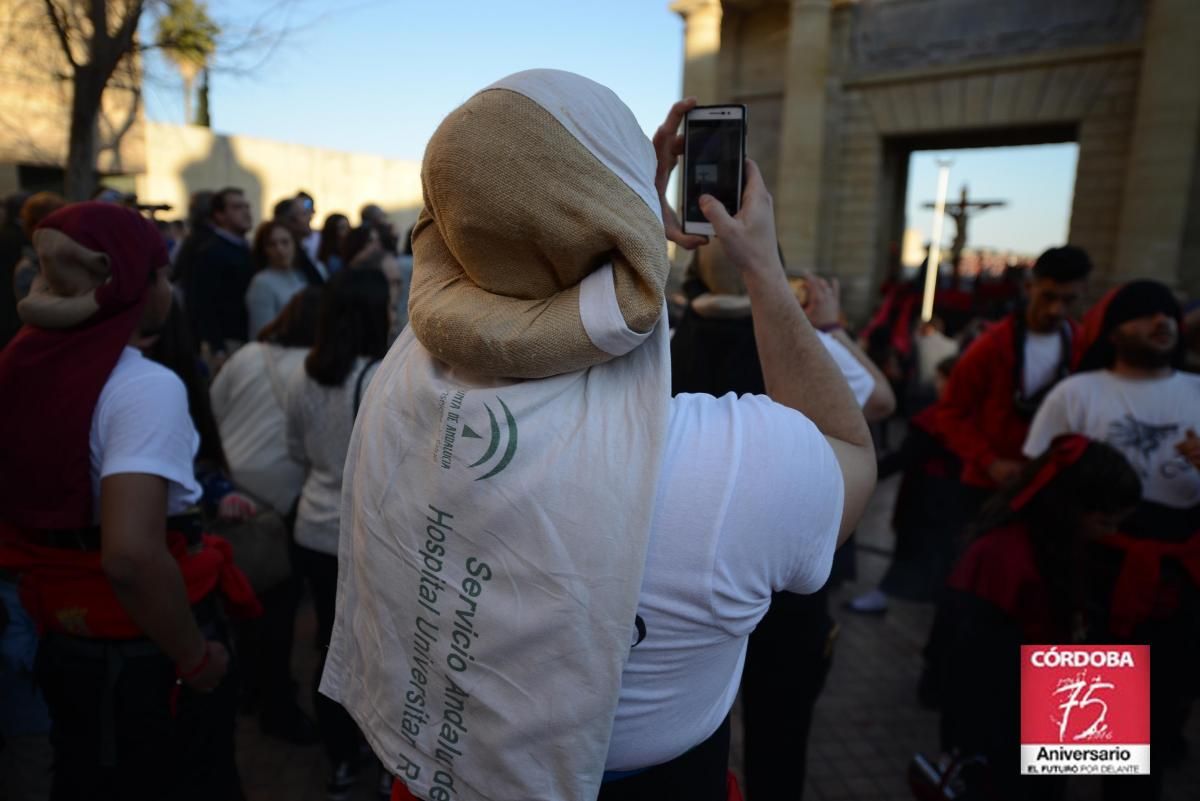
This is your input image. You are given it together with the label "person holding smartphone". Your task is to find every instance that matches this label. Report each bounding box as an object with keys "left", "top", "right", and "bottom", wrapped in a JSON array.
[{"left": 322, "top": 75, "right": 877, "bottom": 801}]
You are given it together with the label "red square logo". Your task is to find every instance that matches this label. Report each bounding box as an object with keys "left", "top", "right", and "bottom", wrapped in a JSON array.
[{"left": 1020, "top": 645, "right": 1150, "bottom": 776}]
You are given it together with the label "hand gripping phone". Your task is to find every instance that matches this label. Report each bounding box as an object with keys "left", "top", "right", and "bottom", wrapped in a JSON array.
[{"left": 682, "top": 105, "right": 747, "bottom": 237}]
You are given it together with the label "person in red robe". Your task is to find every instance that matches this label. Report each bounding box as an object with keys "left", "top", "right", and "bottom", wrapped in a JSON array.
[
  {"left": 0, "top": 202, "right": 258, "bottom": 801},
  {"left": 934, "top": 246, "right": 1092, "bottom": 512}
]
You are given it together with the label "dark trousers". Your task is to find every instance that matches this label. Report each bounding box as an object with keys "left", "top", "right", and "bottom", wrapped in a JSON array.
[
  {"left": 741, "top": 588, "right": 835, "bottom": 801},
  {"left": 597, "top": 715, "right": 731, "bottom": 801},
  {"left": 234, "top": 569, "right": 302, "bottom": 719},
  {"left": 295, "top": 545, "right": 363, "bottom": 765},
  {"left": 34, "top": 623, "right": 242, "bottom": 801}
]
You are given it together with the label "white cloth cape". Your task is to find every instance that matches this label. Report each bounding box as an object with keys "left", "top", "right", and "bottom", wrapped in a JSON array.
[{"left": 320, "top": 69, "right": 672, "bottom": 801}]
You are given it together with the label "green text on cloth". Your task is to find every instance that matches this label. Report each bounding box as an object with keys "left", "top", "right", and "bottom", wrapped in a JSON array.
[{"left": 396, "top": 504, "right": 494, "bottom": 800}]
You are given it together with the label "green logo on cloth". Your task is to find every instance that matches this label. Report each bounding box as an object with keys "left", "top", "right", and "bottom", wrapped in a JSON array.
[{"left": 467, "top": 397, "right": 518, "bottom": 480}]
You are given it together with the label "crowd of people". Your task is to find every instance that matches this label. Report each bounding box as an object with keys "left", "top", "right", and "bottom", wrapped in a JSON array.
[
  {"left": 0, "top": 67, "right": 1198, "bottom": 801},
  {"left": 0, "top": 185, "right": 411, "bottom": 800}
]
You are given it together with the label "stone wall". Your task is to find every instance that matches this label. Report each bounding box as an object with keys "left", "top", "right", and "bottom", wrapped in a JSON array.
[{"left": 136, "top": 122, "right": 423, "bottom": 234}]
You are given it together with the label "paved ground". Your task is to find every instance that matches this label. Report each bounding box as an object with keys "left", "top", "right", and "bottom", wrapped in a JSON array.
[{"left": 238, "top": 474, "right": 1200, "bottom": 800}]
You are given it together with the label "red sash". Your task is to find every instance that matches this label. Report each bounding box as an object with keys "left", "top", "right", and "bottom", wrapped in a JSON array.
[
  {"left": 0, "top": 524, "right": 261, "bottom": 638},
  {"left": 1104, "top": 531, "right": 1200, "bottom": 638}
]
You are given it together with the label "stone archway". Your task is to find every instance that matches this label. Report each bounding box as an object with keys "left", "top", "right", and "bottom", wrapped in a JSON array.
[
  {"left": 673, "top": 0, "right": 1200, "bottom": 320},
  {"left": 832, "top": 49, "right": 1141, "bottom": 310}
]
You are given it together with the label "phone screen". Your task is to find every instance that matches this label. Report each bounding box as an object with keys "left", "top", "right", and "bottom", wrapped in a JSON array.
[{"left": 684, "top": 112, "right": 745, "bottom": 229}]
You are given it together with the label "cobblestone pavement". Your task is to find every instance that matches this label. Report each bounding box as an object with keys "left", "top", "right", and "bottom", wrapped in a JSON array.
[{"left": 239, "top": 474, "right": 1200, "bottom": 800}]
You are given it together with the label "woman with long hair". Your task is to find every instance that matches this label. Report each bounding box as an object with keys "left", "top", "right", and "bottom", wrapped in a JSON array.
[
  {"left": 285, "top": 268, "right": 390, "bottom": 799},
  {"left": 316, "top": 213, "right": 350, "bottom": 275},
  {"left": 339, "top": 223, "right": 382, "bottom": 270},
  {"left": 245, "top": 220, "right": 307, "bottom": 339},
  {"left": 210, "top": 289, "right": 323, "bottom": 747},
  {"left": 212, "top": 288, "right": 321, "bottom": 516},
  {"left": 927, "top": 436, "right": 1142, "bottom": 800}
]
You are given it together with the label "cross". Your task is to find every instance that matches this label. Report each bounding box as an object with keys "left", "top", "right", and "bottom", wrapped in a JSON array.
[{"left": 923, "top": 184, "right": 1007, "bottom": 278}]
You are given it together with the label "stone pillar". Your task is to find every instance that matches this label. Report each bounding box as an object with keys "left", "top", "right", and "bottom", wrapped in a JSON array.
[
  {"left": 774, "top": 0, "right": 834, "bottom": 276},
  {"left": 1112, "top": 0, "right": 1200, "bottom": 292},
  {"left": 671, "top": 0, "right": 723, "bottom": 104}
]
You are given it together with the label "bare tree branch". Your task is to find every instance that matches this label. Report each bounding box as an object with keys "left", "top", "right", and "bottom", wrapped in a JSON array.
[
  {"left": 89, "top": 0, "right": 109, "bottom": 48},
  {"left": 42, "top": 0, "right": 79, "bottom": 69},
  {"left": 97, "top": 69, "right": 142, "bottom": 174},
  {"left": 112, "top": 0, "right": 146, "bottom": 57}
]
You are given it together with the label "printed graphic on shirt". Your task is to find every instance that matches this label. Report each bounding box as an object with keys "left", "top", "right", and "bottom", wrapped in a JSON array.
[
  {"left": 1106, "top": 414, "right": 1180, "bottom": 478},
  {"left": 436, "top": 390, "right": 519, "bottom": 480}
]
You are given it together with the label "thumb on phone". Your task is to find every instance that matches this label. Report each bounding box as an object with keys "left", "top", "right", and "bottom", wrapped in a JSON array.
[{"left": 699, "top": 194, "right": 736, "bottom": 236}]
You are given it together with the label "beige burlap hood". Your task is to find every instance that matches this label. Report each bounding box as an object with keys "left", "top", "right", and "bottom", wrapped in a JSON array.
[
  {"left": 408, "top": 71, "right": 669, "bottom": 378},
  {"left": 321, "top": 70, "right": 675, "bottom": 801}
]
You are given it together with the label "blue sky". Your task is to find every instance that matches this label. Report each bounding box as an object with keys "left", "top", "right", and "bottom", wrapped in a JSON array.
[
  {"left": 142, "top": 1, "right": 1079, "bottom": 256},
  {"left": 142, "top": 0, "right": 685, "bottom": 160},
  {"left": 905, "top": 144, "right": 1079, "bottom": 257}
]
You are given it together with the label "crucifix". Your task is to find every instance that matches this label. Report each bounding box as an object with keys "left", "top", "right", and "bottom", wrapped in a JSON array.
[{"left": 923, "top": 183, "right": 1007, "bottom": 282}]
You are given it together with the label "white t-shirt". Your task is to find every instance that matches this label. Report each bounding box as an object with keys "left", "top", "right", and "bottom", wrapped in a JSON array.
[
  {"left": 89, "top": 347, "right": 201, "bottom": 518},
  {"left": 1024, "top": 370, "right": 1200, "bottom": 509},
  {"left": 286, "top": 358, "right": 379, "bottom": 555},
  {"left": 915, "top": 328, "right": 959, "bottom": 390},
  {"left": 1023, "top": 331, "right": 1064, "bottom": 396},
  {"left": 606, "top": 391, "right": 843, "bottom": 770},
  {"left": 210, "top": 343, "right": 308, "bottom": 515},
  {"left": 817, "top": 330, "right": 875, "bottom": 408}
]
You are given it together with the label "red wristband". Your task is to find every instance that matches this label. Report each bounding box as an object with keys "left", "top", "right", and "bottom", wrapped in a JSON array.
[{"left": 176, "top": 644, "right": 210, "bottom": 682}]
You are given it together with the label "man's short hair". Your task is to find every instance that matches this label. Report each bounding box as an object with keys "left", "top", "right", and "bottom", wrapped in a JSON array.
[
  {"left": 1032, "top": 245, "right": 1092, "bottom": 283},
  {"left": 210, "top": 187, "right": 244, "bottom": 217},
  {"left": 273, "top": 197, "right": 296, "bottom": 220},
  {"left": 360, "top": 203, "right": 383, "bottom": 225}
]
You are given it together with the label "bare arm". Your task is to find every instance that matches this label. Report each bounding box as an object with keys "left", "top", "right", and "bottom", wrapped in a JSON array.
[
  {"left": 830, "top": 329, "right": 896, "bottom": 422},
  {"left": 100, "top": 473, "right": 227, "bottom": 688},
  {"left": 698, "top": 162, "right": 876, "bottom": 543},
  {"left": 799, "top": 274, "right": 897, "bottom": 422}
]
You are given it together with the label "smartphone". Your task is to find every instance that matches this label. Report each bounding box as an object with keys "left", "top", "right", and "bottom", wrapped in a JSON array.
[{"left": 682, "top": 105, "right": 747, "bottom": 237}]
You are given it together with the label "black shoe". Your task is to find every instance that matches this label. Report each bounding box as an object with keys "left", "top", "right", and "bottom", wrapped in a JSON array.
[
  {"left": 259, "top": 703, "right": 320, "bottom": 746},
  {"left": 377, "top": 763, "right": 394, "bottom": 799},
  {"left": 327, "top": 760, "right": 360, "bottom": 801}
]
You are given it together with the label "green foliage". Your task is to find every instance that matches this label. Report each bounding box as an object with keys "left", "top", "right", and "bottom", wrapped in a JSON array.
[{"left": 156, "top": 0, "right": 219, "bottom": 81}]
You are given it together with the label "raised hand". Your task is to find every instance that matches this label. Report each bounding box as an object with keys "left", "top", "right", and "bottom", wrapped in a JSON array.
[
  {"left": 696, "top": 159, "right": 781, "bottom": 278},
  {"left": 652, "top": 98, "right": 709, "bottom": 251},
  {"left": 1176, "top": 428, "right": 1200, "bottom": 470}
]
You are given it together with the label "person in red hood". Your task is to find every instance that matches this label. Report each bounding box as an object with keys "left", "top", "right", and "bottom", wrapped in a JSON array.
[
  {"left": 934, "top": 245, "right": 1092, "bottom": 508},
  {"left": 925, "top": 435, "right": 1142, "bottom": 801},
  {"left": 0, "top": 202, "right": 258, "bottom": 801}
]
